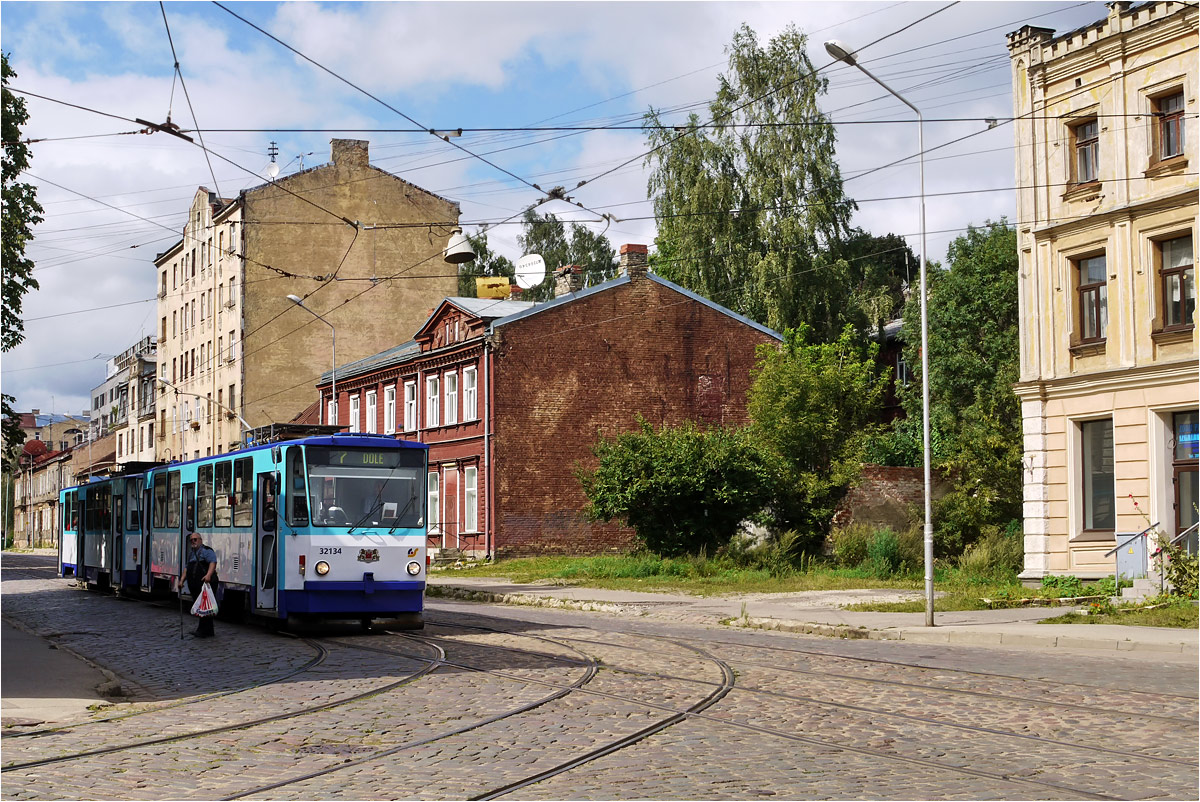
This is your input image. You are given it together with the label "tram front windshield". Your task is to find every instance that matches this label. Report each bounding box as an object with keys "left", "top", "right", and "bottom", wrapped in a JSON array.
[{"left": 306, "top": 446, "right": 425, "bottom": 529}]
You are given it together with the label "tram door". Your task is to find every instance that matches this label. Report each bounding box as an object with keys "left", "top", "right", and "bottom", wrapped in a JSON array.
[
  {"left": 181, "top": 483, "right": 196, "bottom": 593},
  {"left": 254, "top": 473, "right": 278, "bottom": 611},
  {"left": 112, "top": 490, "right": 124, "bottom": 585}
]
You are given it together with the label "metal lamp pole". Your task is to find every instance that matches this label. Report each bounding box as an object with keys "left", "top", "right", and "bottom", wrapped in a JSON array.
[
  {"left": 287, "top": 295, "right": 337, "bottom": 427},
  {"left": 825, "top": 40, "right": 934, "bottom": 626}
]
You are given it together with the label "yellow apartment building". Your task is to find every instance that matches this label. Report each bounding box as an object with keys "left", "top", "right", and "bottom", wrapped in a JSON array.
[{"left": 1007, "top": 1, "right": 1197, "bottom": 579}]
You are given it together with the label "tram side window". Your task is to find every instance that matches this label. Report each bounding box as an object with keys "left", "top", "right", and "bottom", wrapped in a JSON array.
[
  {"left": 197, "top": 465, "right": 214, "bottom": 527},
  {"left": 127, "top": 481, "right": 141, "bottom": 530},
  {"left": 233, "top": 457, "right": 253, "bottom": 527},
  {"left": 214, "top": 462, "right": 232, "bottom": 526},
  {"left": 153, "top": 474, "right": 167, "bottom": 528},
  {"left": 64, "top": 491, "right": 77, "bottom": 532},
  {"left": 287, "top": 449, "right": 309, "bottom": 525},
  {"left": 166, "top": 471, "right": 181, "bottom": 529}
]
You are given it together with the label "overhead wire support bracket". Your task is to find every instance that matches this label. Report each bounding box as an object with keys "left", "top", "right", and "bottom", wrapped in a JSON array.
[{"left": 134, "top": 117, "right": 194, "bottom": 143}]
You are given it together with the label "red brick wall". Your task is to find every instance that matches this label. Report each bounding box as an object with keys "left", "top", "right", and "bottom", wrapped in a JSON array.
[
  {"left": 490, "top": 275, "right": 778, "bottom": 556},
  {"left": 833, "top": 464, "right": 950, "bottom": 531}
]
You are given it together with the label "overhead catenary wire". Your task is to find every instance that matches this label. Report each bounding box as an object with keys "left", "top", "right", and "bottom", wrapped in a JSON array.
[{"left": 159, "top": 2, "right": 222, "bottom": 200}]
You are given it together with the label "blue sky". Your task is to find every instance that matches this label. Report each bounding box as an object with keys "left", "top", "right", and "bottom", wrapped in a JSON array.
[{"left": 2, "top": 1, "right": 1111, "bottom": 418}]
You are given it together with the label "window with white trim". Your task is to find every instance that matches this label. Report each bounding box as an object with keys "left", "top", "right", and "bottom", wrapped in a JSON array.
[
  {"left": 327, "top": 399, "right": 337, "bottom": 427},
  {"left": 463, "top": 366, "right": 478, "bottom": 421},
  {"left": 427, "top": 471, "right": 440, "bottom": 528},
  {"left": 349, "top": 394, "right": 361, "bottom": 433},
  {"left": 444, "top": 371, "right": 458, "bottom": 426},
  {"left": 403, "top": 381, "right": 417, "bottom": 432},
  {"left": 365, "top": 390, "right": 377, "bottom": 434},
  {"left": 463, "top": 466, "right": 478, "bottom": 533},
  {"left": 383, "top": 385, "right": 396, "bottom": 434},
  {"left": 426, "top": 376, "right": 440, "bottom": 428}
]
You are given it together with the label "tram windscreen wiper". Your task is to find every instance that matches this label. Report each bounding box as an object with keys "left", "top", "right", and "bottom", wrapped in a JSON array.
[
  {"left": 387, "top": 495, "right": 418, "bottom": 534},
  {"left": 347, "top": 499, "right": 384, "bottom": 535}
]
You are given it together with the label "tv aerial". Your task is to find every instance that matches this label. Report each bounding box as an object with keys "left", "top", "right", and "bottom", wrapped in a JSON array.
[
  {"left": 514, "top": 254, "right": 547, "bottom": 290},
  {"left": 265, "top": 141, "right": 280, "bottom": 178}
]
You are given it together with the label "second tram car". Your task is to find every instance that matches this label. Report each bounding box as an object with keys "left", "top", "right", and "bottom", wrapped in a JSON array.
[{"left": 59, "top": 434, "right": 429, "bottom": 629}]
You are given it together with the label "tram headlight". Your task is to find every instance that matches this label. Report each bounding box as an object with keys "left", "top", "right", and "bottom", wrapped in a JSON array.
[
  {"left": 406, "top": 561, "right": 422, "bottom": 576},
  {"left": 315, "top": 560, "right": 331, "bottom": 576}
]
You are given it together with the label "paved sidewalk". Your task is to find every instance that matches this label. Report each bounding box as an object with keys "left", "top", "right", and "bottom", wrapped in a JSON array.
[
  {"left": 426, "top": 574, "right": 1199, "bottom": 656},
  {"left": 1, "top": 619, "right": 114, "bottom": 727}
]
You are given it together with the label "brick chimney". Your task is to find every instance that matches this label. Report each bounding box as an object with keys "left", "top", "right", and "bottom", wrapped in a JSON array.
[
  {"left": 331, "top": 139, "right": 369, "bottom": 168},
  {"left": 620, "top": 244, "right": 649, "bottom": 280},
  {"left": 553, "top": 265, "right": 584, "bottom": 298}
]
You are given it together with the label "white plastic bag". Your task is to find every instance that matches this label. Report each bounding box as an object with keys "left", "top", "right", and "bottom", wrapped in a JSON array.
[{"left": 190, "top": 582, "right": 218, "bottom": 617}]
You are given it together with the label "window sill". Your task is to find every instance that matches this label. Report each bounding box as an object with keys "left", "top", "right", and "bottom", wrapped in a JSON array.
[
  {"left": 1144, "top": 155, "right": 1188, "bottom": 178},
  {"left": 1151, "top": 325, "right": 1195, "bottom": 345},
  {"left": 1062, "top": 181, "right": 1102, "bottom": 202},
  {"left": 1071, "top": 530, "right": 1115, "bottom": 544},
  {"left": 1069, "top": 341, "right": 1106, "bottom": 358}
]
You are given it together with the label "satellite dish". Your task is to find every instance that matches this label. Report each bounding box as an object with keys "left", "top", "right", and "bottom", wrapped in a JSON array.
[
  {"left": 265, "top": 162, "right": 280, "bottom": 179},
  {"left": 514, "top": 254, "right": 546, "bottom": 290}
]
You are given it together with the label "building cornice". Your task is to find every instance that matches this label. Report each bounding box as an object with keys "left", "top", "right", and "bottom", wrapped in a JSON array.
[
  {"left": 1023, "top": 186, "right": 1197, "bottom": 237},
  {"left": 1014, "top": 358, "right": 1199, "bottom": 400}
]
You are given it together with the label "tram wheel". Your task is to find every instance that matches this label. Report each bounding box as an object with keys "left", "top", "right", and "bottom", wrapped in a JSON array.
[
  {"left": 359, "top": 617, "right": 373, "bottom": 632},
  {"left": 391, "top": 612, "right": 424, "bottom": 631}
]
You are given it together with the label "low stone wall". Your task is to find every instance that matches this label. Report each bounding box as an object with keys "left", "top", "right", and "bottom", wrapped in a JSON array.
[{"left": 833, "top": 464, "right": 950, "bottom": 531}]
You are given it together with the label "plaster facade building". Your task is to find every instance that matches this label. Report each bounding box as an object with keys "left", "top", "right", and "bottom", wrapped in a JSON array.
[
  {"left": 1007, "top": 1, "right": 1198, "bottom": 579},
  {"left": 11, "top": 441, "right": 76, "bottom": 549},
  {"left": 315, "top": 245, "right": 781, "bottom": 558},
  {"left": 94, "top": 336, "right": 159, "bottom": 465},
  {"left": 155, "top": 139, "right": 460, "bottom": 463}
]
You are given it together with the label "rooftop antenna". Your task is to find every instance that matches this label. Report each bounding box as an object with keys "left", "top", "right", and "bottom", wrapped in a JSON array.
[{"left": 514, "top": 254, "right": 547, "bottom": 292}]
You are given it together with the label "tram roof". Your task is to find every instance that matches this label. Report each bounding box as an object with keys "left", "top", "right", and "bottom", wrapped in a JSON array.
[{"left": 146, "top": 434, "right": 427, "bottom": 473}]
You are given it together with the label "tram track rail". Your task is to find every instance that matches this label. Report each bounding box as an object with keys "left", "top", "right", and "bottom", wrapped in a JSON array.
[
  {"left": 219, "top": 626, "right": 1144, "bottom": 801},
  {"left": 0, "top": 638, "right": 444, "bottom": 772},
  {"left": 416, "top": 621, "right": 1197, "bottom": 765}
]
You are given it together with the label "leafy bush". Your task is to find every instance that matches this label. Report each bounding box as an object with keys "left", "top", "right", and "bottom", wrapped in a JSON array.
[
  {"left": 956, "top": 521, "right": 1023, "bottom": 579},
  {"left": 866, "top": 528, "right": 901, "bottom": 578},
  {"left": 579, "top": 419, "right": 779, "bottom": 557},
  {"left": 1156, "top": 534, "right": 1199, "bottom": 599},
  {"left": 1040, "top": 574, "right": 1085, "bottom": 598},
  {"left": 830, "top": 524, "right": 873, "bottom": 568}
]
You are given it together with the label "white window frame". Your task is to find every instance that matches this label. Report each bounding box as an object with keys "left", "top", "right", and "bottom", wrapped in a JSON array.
[
  {"left": 403, "top": 381, "right": 417, "bottom": 432},
  {"left": 426, "top": 376, "right": 440, "bottom": 429},
  {"left": 463, "top": 366, "right": 478, "bottom": 422},
  {"left": 349, "top": 394, "right": 361, "bottom": 433},
  {"left": 463, "top": 466, "right": 478, "bottom": 533},
  {"left": 383, "top": 385, "right": 396, "bottom": 435},
  {"left": 444, "top": 371, "right": 458, "bottom": 426},
  {"left": 327, "top": 399, "right": 337, "bottom": 427},
  {"left": 427, "top": 470, "right": 440, "bottom": 529},
  {"left": 365, "top": 390, "right": 377, "bottom": 434}
]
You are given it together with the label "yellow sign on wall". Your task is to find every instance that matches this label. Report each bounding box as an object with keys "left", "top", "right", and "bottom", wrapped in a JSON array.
[{"left": 476, "top": 276, "right": 511, "bottom": 299}]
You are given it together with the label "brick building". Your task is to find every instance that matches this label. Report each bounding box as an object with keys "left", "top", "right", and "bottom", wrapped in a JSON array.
[
  {"left": 155, "top": 139, "right": 460, "bottom": 462},
  {"left": 316, "top": 244, "right": 781, "bottom": 557}
]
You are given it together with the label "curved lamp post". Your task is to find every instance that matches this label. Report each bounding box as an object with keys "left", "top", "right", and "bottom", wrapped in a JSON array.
[
  {"left": 825, "top": 39, "right": 934, "bottom": 626},
  {"left": 287, "top": 295, "right": 337, "bottom": 426}
]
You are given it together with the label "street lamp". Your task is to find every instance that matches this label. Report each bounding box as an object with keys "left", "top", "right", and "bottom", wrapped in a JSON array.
[
  {"left": 825, "top": 39, "right": 935, "bottom": 626},
  {"left": 287, "top": 295, "right": 337, "bottom": 426}
]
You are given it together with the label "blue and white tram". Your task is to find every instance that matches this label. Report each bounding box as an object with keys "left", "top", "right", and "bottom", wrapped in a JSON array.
[
  {"left": 57, "top": 472, "right": 144, "bottom": 589},
  {"left": 61, "top": 434, "right": 429, "bottom": 629}
]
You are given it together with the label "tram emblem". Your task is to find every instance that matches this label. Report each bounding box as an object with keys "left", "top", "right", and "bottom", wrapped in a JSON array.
[
  {"left": 407, "top": 547, "right": 419, "bottom": 558},
  {"left": 358, "top": 548, "right": 380, "bottom": 563}
]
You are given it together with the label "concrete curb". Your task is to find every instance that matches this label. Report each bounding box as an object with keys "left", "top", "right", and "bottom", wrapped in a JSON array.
[
  {"left": 1, "top": 614, "right": 126, "bottom": 699},
  {"left": 425, "top": 585, "right": 629, "bottom": 615}
]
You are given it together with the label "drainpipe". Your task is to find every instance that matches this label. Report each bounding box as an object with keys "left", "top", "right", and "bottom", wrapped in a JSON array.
[{"left": 483, "top": 336, "right": 494, "bottom": 561}]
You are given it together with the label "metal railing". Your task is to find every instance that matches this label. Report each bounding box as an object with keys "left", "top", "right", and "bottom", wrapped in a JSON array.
[
  {"left": 1170, "top": 522, "right": 1198, "bottom": 554},
  {"left": 1104, "top": 522, "right": 1159, "bottom": 594}
]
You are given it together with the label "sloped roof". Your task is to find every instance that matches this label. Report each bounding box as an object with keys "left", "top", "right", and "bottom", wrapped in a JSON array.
[
  {"left": 320, "top": 340, "right": 421, "bottom": 384},
  {"left": 490, "top": 274, "right": 782, "bottom": 341}
]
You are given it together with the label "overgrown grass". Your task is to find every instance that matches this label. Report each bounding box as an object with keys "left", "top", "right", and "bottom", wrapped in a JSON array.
[
  {"left": 451, "top": 553, "right": 924, "bottom": 595},
  {"left": 1047, "top": 598, "right": 1199, "bottom": 628}
]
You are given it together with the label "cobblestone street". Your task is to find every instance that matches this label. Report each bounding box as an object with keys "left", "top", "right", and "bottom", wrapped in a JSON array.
[{"left": 3, "top": 554, "right": 1197, "bottom": 800}]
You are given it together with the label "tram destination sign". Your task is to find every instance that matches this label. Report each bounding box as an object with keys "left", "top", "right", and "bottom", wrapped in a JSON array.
[{"left": 309, "top": 447, "right": 405, "bottom": 469}]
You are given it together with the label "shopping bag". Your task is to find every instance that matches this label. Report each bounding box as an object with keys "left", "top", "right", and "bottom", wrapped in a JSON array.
[{"left": 190, "top": 582, "right": 219, "bottom": 617}]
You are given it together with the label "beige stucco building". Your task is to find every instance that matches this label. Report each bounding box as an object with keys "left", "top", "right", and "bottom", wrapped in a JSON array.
[
  {"left": 1007, "top": 1, "right": 1198, "bottom": 579},
  {"left": 155, "top": 139, "right": 460, "bottom": 461}
]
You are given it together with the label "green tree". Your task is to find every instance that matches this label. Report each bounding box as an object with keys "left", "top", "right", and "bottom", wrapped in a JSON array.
[
  {"left": 516, "top": 209, "right": 617, "bottom": 302},
  {"left": 456, "top": 231, "right": 516, "bottom": 297},
  {"left": 644, "top": 23, "right": 856, "bottom": 336},
  {"left": 748, "top": 324, "right": 888, "bottom": 542},
  {"left": 2, "top": 53, "right": 41, "bottom": 468},
  {"left": 899, "top": 221, "right": 1021, "bottom": 554},
  {"left": 580, "top": 419, "right": 778, "bottom": 557}
]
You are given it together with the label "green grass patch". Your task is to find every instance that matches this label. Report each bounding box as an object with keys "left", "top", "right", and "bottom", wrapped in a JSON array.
[
  {"left": 1047, "top": 600, "right": 1198, "bottom": 628},
  {"left": 451, "top": 554, "right": 924, "bottom": 596}
]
